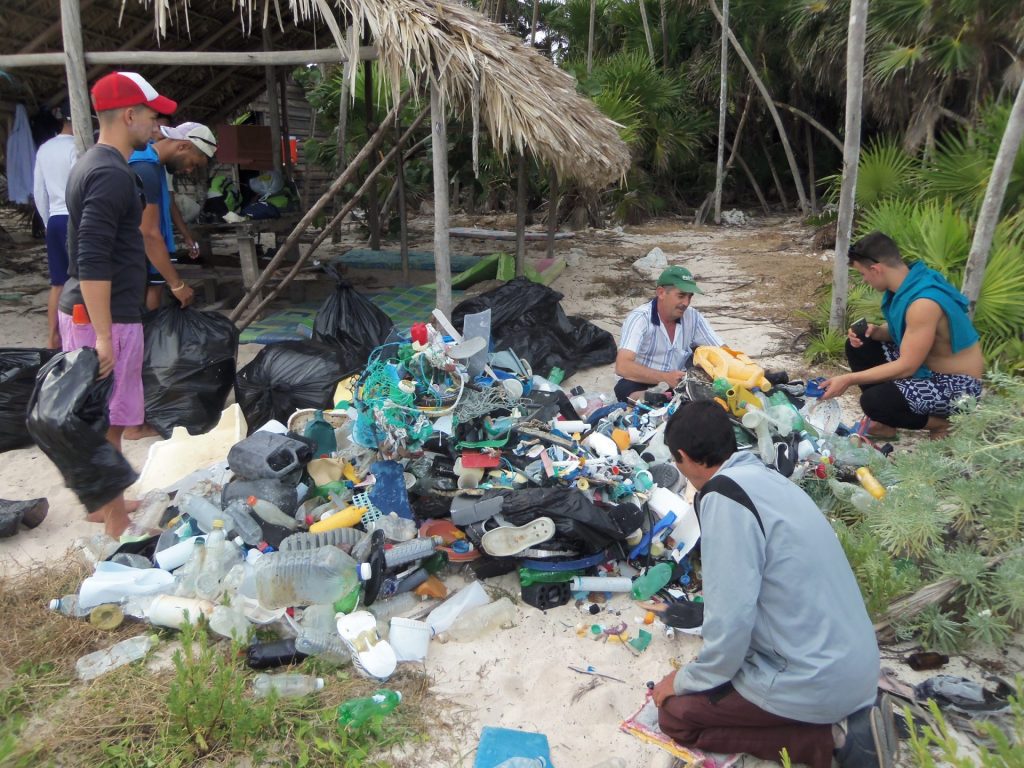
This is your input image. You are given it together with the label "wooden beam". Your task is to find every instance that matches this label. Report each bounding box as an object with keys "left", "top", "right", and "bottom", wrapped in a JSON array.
[
  {"left": 60, "top": 0, "right": 94, "bottom": 156},
  {"left": 174, "top": 68, "right": 242, "bottom": 113},
  {"left": 19, "top": 0, "right": 96, "bottom": 54},
  {"left": 431, "top": 79, "right": 452, "bottom": 316},
  {"left": 205, "top": 79, "right": 270, "bottom": 127},
  {"left": 147, "top": 25, "right": 237, "bottom": 88},
  {"left": 0, "top": 47, "right": 378, "bottom": 68}
]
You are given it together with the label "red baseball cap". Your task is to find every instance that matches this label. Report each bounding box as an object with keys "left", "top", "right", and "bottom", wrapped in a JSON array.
[{"left": 90, "top": 72, "right": 177, "bottom": 115}]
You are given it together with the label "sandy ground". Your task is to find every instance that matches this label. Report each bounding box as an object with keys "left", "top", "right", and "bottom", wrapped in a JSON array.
[{"left": 2, "top": 212, "right": 1019, "bottom": 767}]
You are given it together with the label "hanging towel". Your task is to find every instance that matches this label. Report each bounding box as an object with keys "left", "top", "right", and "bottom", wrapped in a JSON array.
[
  {"left": 6, "top": 104, "right": 36, "bottom": 204},
  {"left": 881, "top": 261, "right": 980, "bottom": 378}
]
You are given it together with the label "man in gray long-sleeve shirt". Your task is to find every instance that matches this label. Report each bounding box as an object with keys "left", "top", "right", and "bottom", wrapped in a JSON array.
[{"left": 651, "top": 401, "right": 895, "bottom": 768}]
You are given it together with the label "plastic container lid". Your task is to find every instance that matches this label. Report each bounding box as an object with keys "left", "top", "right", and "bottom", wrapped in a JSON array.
[
  {"left": 358, "top": 563, "right": 373, "bottom": 581},
  {"left": 314, "top": 677, "right": 326, "bottom": 691},
  {"left": 48, "top": 598, "right": 60, "bottom": 611}
]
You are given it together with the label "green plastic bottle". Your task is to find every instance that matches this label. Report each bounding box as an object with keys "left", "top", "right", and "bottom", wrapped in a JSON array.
[
  {"left": 337, "top": 689, "right": 402, "bottom": 729},
  {"left": 631, "top": 562, "right": 673, "bottom": 600},
  {"left": 518, "top": 568, "right": 583, "bottom": 586}
]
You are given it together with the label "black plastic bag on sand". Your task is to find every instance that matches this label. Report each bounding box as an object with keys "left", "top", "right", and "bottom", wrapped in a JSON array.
[
  {"left": 235, "top": 340, "right": 353, "bottom": 433},
  {"left": 452, "top": 277, "right": 617, "bottom": 378},
  {"left": 143, "top": 306, "right": 240, "bottom": 438},
  {"left": 26, "top": 348, "right": 138, "bottom": 513},
  {"left": 312, "top": 265, "right": 393, "bottom": 367},
  {"left": 487, "top": 487, "right": 640, "bottom": 554},
  {"left": 0, "top": 348, "right": 56, "bottom": 452}
]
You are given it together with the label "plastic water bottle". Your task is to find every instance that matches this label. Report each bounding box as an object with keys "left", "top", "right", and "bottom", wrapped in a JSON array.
[
  {"left": 175, "top": 538, "right": 208, "bottom": 597},
  {"left": 367, "top": 592, "right": 423, "bottom": 624},
  {"left": 337, "top": 689, "right": 402, "bottom": 729},
  {"left": 253, "top": 546, "right": 369, "bottom": 609},
  {"left": 279, "top": 527, "right": 367, "bottom": 554},
  {"left": 209, "top": 602, "right": 252, "bottom": 641},
  {"left": 247, "top": 497, "right": 299, "bottom": 530},
  {"left": 384, "top": 537, "right": 443, "bottom": 569},
  {"left": 252, "top": 673, "right": 324, "bottom": 698},
  {"left": 631, "top": 562, "right": 673, "bottom": 600},
  {"left": 195, "top": 521, "right": 242, "bottom": 602},
  {"left": 122, "top": 490, "right": 171, "bottom": 538},
  {"left": 49, "top": 594, "right": 91, "bottom": 618},
  {"left": 221, "top": 499, "right": 265, "bottom": 546},
  {"left": 294, "top": 630, "right": 351, "bottom": 665},
  {"left": 177, "top": 494, "right": 232, "bottom": 535},
  {"left": 443, "top": 597, "right": 517, "bottom": 643},
  {"left": 75, "top": 635, "right": 158, "bottom": 681}
]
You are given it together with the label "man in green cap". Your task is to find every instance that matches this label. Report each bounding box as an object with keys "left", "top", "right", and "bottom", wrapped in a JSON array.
[{"left": 614, "top": 265, "right": 722, "bottom": 402}]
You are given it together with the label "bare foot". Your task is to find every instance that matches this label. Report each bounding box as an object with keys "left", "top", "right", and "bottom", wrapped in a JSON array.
[
  {"left": 863, "top": 419, "right": 899, "bottom": 439},
  {"left": 86, "top": 510, "right": 106, "bottom": 523},
  {"left": 124, "top": 424, "right": 160, "bottom": 440}
]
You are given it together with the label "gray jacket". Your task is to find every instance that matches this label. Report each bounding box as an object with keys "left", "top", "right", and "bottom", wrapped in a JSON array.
[{"left": 674, "top": 452, "right": 879, "bottom": 724}]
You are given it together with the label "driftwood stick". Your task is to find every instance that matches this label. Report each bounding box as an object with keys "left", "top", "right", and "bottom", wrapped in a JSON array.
[{"left": 229, "top": 88, "right": 414, "bottom": 323}]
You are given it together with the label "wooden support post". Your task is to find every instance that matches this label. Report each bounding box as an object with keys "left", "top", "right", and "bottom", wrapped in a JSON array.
[
  {"left": 262, "top": 26, "right": 283, "bottom": 171},
  {"left": 395, "top": 111, "right": 410, "bottom": 284},
  {"left": 515, "top": 152, "right": 528, "bottom": 277},
  {"left": 229, "top": 90, "right": 415, "bottom": 323},
  {"left": 333, "top": 60, "right": 349, "bottom": 244},
  {"left": 546, "top": 167, "right": 558, "bottom": 260},
  {"left": 238, "top": 234, "right": 262, "bottom": 304},
  {"left": 430, "top": 80, "right": 452, "bottom": 316},
  {"left": 364, "top": 42, "right": 381, "bottom": 251},
  {"left": 279, "top": 69, "right": 293, "bottom": 178},
  {"left": 60, "top": 0, "right": 94, "bottom": 156},
  {"left": 713, "top": 0, "right": 729, "bottom": 224},
  {"left": 237, "top": 105, "right": 429, "bottom": 328}
]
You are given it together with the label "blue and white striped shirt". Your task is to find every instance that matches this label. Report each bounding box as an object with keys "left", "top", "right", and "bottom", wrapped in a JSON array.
[{"left": 619, "top": 298, "right": 722, "bottom": 373}]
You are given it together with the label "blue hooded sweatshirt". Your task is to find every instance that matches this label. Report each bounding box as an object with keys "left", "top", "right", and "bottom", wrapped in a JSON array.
[{"left": 882, "top": 261, "right": 980, "bottom": 379}]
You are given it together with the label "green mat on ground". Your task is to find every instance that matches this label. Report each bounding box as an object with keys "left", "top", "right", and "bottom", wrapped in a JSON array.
[
  {"left": 330, "top": 248, "right": 481, "bottom": 273},
  {"left": 238, "top": 287, "right": 466, "bottom": 345}
]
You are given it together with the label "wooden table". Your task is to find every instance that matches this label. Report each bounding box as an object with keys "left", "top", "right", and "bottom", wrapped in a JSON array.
[{"left": 191, "top": 215, "right": 301, "bottom": 301}]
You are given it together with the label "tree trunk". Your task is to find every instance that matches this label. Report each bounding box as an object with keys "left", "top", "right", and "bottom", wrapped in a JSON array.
[
  {"left": 332, "top": 59, "right": 350, "bottom": 244},
  {"left": 638, "top": 0, "right": 656, "bottom": 63},
  {"left": 725, "top": 141, "right": 769, "bottom": 214},
  {"left": 364, "top": 39, "right": 381, "bottom": 250},
  {"left": 547, "top": 167, "right": 559, "bottom": 259},
  {"left": 760, "top": 136, "right": 789, "bottom": 210},
  {"left": 829, "top": 0, "right": 869, "bottom": 331},
  {"left": 713, "top": 0, "right": 729, "bottom": 224},
  {"left": 587, "top": 0, "right": 596, "bottom": 75},
  {"left": 773, "top": 101, "right": 843, "bottom": 152},
  {"left": 707, "top": 0, "right": 809, "bottom": 214},
  {"left": 515, "top": 152, "right": 528, "bottom": 277},
  {"left": 395, "top": 111, "right": 409, "bottom": 284},
  {"left": 431, "top": 80, "right": 453, "bottom": 316},
  {"left": 806, "top": 121, "right": 817, "bottom": 213},
  {"left": 962, "top": 77, "right": 1024, "bottom": 317},
  {"left": 660, "top": 0, "right": 668, "bottom": 70}
]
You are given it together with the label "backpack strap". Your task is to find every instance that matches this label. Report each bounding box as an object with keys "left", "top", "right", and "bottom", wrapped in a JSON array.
[{"left": 694, "top": 474, "right": 765, "bottom": 537}]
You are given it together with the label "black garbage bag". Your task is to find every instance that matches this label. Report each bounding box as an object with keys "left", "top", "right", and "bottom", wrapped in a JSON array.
[
  {"left": 312, "top": 265, "right": 393, "bottom": 367},
  {"left": 234, "top": 340, "right": 354, "bottom": 433},
  {"left": 142, "top": 306, "right": 240, "bottom": 438},
  {"left": 26, "top": 348, "right": 138, "bottom": 512},
  {"left": 487, "top": 487, "right": 640, "bottom": 554},
  {"left": 452, "top": 277, "right": 616, "bottom": 377},
  {"left": 0, "top": 348, "right": 57, "bottom": 452}
]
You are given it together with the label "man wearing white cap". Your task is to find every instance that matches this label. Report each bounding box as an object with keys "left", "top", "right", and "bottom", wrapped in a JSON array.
[
  {"left": 55, "top": 71, "right": 177, "bottom": 537},
  {"left": 130, "top": 120, "right": 217, "bottom": 309}
]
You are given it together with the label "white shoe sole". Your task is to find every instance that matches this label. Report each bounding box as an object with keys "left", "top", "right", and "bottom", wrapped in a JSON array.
[{"left": 480, "top": 517, "right": 556, "bottom": 557}]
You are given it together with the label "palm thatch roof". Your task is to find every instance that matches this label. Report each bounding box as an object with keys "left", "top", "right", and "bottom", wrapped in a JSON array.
[{"left": 2, "top": 0, "right": 631, "bottom": 188}]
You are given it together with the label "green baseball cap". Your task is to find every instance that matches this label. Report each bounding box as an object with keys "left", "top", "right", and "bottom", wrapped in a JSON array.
[{"left": 657, "top": 265, "right": 703, "bottom": 294}]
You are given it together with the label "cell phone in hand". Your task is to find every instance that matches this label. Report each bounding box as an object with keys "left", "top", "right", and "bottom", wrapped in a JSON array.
[{"left": 851, "top": 317, "right": 869, "bottom": 340}]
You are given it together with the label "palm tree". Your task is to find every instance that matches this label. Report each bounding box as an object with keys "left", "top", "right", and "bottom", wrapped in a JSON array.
[
  {"left": 830, "top": 0, "right": 870, "bottom": 331},
  {"left": 962, "top": 78, "right": 1024, "bottom": 316},
  {"left": 713, "top": 0, "right": 729, "bottom": 224}
]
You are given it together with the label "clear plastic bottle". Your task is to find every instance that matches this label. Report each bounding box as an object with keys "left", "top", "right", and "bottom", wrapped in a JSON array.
[
  {"left": 294, "top": 630, "right": 351, "bottom": 666},
  {"left": 49, "top": 594, "right": 91, "bottom": 618},
  {"left": 247, "top": 497, "right": 299, "bottom": 530},
  {"left": 336, "top": 689, "right": 402, "bottom": 728},
  {"left": 252, "top": 673, "right": 325, "bottom": 698},
  {"left": 209, "top": 602, "right": 252, "bottom": 641},
  {"left": 279, "top": 527, "right": 367, "bottom": 554},
  {"left": 253, "top": 546, "right": 368, "bottom": 609},
  {"left": 443, "top": 597, "right": 517, "bottom": 643},
  {"left": 195, "top": 521, "right": 243, "bottom": 602},
  {"left": 122, "top": 490, "right": 171, "bottom": 538},
  {"left": 75, "top": 635, "right": 158, "bottom": 681},
  {"left": 177, "top": 494, "right": 232, "bottom": 535},
  {"left": 221, "top": 499, "right": 265, "bottom": 546},
  {"left": 175, "top": 538, "right": 207, "bottom": 597},
  {"left": 73, "top": 533, "right": 120, "bottom": 567}
]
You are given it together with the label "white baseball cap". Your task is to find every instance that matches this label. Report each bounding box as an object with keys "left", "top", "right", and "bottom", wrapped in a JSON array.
[{"left": 160, "top": 121, "right": 218, "bottom": 158}]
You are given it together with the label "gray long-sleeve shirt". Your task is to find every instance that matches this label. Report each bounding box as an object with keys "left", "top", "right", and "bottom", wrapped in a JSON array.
[{"left": 675, "top": 452, "right": 879, "bottom": 725}]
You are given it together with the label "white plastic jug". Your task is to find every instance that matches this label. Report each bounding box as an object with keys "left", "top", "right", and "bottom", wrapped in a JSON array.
[{"left": 78, "top": 561, "right": 176, "bottom": 610}]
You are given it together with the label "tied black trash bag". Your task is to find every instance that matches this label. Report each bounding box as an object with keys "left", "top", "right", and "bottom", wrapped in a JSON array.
[
  {"left": 0, "top": 348, "right": 57, "bottom": 452},
  {"left": 452, "top": 277, "right": 616, "bottom": 378},
  {"left": 312, "top": 265, "right": 394, "bottom": 368},
  {"left": 143, "top": 306, "right": 240, "bottom": 438},
  {"left": 26, "top": 348, "right": 138, "bottom": 513},
  {"left": 235, "top": 340, "right": 353, "bottom": 433}
]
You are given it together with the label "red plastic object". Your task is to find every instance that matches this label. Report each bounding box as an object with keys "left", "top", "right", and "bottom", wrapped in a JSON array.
[
  {"left": 411, "top": 322, "right": 428, "bottom": 345},
  {"left": 460, "top": 451, "right": 501, "bottom": 469}
]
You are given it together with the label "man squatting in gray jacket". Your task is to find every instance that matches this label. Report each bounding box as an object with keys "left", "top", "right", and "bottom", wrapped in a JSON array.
[{"left": 651, "top": 401, "right": 897, "bottom": 768}]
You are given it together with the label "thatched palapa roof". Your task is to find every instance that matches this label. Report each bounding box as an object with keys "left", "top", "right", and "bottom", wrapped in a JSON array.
[{"left": 2, "top": 0, "right": 631, "bottom": 188}]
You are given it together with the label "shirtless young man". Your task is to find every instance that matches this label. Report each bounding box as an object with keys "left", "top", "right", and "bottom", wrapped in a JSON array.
[{"left": 821, "top": 231, "right": 984, "bottom": 438}]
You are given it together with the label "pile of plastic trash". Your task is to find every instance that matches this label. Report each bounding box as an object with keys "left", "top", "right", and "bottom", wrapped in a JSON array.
[{"left": 47, "top": 299, "right": 898, "bottom": 709}]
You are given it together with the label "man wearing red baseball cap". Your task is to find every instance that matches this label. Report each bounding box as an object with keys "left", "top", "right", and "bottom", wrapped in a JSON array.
[{"left": 53, "top": 72, "right": 177, "bottom": 537}]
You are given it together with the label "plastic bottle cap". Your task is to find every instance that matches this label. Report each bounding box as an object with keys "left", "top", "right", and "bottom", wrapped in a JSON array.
[
  {"left": 358, "top": 563, "right": 373, "bottom": 581},
  {"left": 49, "top": 598, "right": 60, "bottom": 611},
  {"left": 212, "top": 519, "right": 224, "bottom": 529},
  {"left": 314, "top": 678, "right": 325, "bottom": 691},
  {"left": 247, "top": 496, "right": 258, "bottom": 506}
]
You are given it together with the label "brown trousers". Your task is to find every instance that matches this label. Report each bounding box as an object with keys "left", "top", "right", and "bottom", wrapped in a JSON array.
[{"left": 658, "top": 684, "right": 835, "bottom": 768}]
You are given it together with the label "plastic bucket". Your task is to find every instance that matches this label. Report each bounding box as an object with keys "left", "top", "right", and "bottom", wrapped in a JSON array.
[{"left": 389, "top": 617, "right": 432, "bottom": 662}]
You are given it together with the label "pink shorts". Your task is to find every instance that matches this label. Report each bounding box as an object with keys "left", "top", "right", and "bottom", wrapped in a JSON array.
[{"left": 58, "top": 312, "right": 145, "bottom": 427}]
